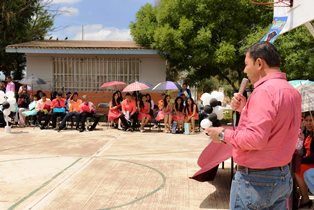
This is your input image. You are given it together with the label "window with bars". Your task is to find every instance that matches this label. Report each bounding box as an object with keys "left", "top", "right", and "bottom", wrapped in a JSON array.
[{"left": 53, "top": 57, "right": 140, "bottom": 91}]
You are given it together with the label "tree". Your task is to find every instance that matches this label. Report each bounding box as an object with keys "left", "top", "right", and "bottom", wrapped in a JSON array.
[
  {"left": 276, "top": 25, "right": 314, "bottom": 81},
  {"left": 130, "top": 0, "right": 272, "bottom": 90},
  {"left": 0, "top": 0, "right": 54, "bottom": 79}
]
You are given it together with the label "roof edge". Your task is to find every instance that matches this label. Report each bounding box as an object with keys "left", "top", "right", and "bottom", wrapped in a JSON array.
[{"left": 5, "top": 47, "right": 159, "bottom": 55}]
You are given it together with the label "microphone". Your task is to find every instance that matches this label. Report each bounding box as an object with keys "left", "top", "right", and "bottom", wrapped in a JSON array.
[{"left": 238, "top": 78, "right": 249, "bottom": 95}]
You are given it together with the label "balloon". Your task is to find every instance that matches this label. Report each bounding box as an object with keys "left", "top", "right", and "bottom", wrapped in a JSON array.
[
  {"left": 210, "top": 98, "right": 219, "bottom": 107},
  {"left": 200, "top": 93, "right": 212, "bottom": 106},
  {"left": 213, "top": 106, "right": 224, "bottom": 120},
  {"left": 6, "top": 91, "right": 15, "bottom": 99},
  {"left": 2, "top": 102, "right": 10, "bottom": 110},
  {"left": 200, "top": 118, "right": 213, "bottom": 129},
  {"left": 208, "top": 113, "right": 218, "bottom": 122},
  {"left": 204, "top": 105, "right": 213, "bottom": 114},
  {"left": 7, "top": 98, "right": 16, "bottom": 107},
  {"left": 211, "top": 91, "right": 224, "bottom": 102},
  {"left": 10, "top": 103, "right": 17, "bottom": 112},
  {"left": 3, "top": 109, "right": 10, "bottom": 116},
  {"left": 0, "top": 91, "right": 5, "bottom": 104},
  {"left": 0, "top": 97, "right": 4, "bottom": 104}
]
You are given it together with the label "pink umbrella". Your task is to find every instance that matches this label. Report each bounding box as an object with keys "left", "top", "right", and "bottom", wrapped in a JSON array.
[
  {"left": 100, "top": 81, "right": 126, "bottom": 90},
  {"left": 191, "top": 142, "right": 232, "bottom": 181},
  {"left": 122, "top": 81, "right": 152, "bottom": 92}
]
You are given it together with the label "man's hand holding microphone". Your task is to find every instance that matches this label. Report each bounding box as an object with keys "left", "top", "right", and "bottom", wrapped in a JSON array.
[{"left": 205, "top": 78, "right": 249, "bottom": 143}]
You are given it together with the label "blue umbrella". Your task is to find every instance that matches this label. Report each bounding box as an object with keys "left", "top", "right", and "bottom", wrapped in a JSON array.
[
  {"left": 152, "top": 81, "right": 181, "bottom": 91},
  {"left": 289, "top": 80, "right": 314, "bottom": 88}
]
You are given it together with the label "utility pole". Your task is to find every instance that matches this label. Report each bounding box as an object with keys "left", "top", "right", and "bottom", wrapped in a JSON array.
[{"left": 82, "top": 25, "right": 84, "bottom": 40}]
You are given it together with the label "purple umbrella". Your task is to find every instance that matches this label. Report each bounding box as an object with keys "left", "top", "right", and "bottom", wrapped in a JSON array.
[{"left": 152, "top": 81, "right": 181, "bottom": 91}]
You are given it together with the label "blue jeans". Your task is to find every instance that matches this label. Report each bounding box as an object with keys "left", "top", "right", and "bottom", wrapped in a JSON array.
[
  {"left": 304, "top": 168, "right": 314, "bottom": 195},
  {"left": 230, "top": 165, "right": 292, "bottom": 210}
]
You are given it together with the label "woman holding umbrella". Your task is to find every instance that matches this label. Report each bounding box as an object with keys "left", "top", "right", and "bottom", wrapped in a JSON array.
[{"left": 108, "top": 91, "right": 122, "bottom": 128}]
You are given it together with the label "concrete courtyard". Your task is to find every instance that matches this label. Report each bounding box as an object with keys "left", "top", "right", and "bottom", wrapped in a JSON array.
[{"left": 0, "top": 125, "right": 231, "bottom": 210}]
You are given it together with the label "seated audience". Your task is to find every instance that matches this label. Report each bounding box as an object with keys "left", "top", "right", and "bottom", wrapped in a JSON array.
[
  {"left": 18, "top": 84, "right": 30, "bottom": 95},
  {"left": 146, "top": 93, "right": 154, "bottom": 115},
  {"left": 155, "top": 99, "right": 164, "bottom": 123},
  {"left": 163, "top": 95, "right": 173, "bottom": 133},
  {"left": 58, "top": 92, "right": 82, "bottom": 131},
  {"left": 40, "top": 91, "right": 66, "bottom": 129},
  {"left": 36, "top": 93, "right": 51, "bottom": 128},
  {"left": 17, "top": 88, "right": 30, "bottom": 126},
  {"left": 119, "top": 93, "right": 137, "bottom": 131},
  {"left": 304, "top": 168, "right": 314, "bottom": 195},
  {"left": 185, "top": 97, "right": 198, "bottom": 134},
  {"left": 78, "top": 95, "right": 100, "bottom": 132},
  {"left": 173, "top": 96, "right": 185, "bottom": 133},
  {"left": 22, "top": 94, "right": 39, "bottom": 125},
  {"left": 295, "top": 111, "right": 314, "bottom": 208},
  {"left": 108, "top": 91, "right": 122, "bottom": 128},
  {"left": 138, "top": 94, "right": 151, "bottom": 132}
]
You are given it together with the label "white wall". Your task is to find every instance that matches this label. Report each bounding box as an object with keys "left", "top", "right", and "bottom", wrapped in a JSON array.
[
  {"left": 26, "top": 55, "right": 53, "bottom": 90},
  {"left": 25, "top": 54, "right": 167, "bottom": 91},
  {"left": 140, "top": 57, "right": 166, "bottom": 85}
]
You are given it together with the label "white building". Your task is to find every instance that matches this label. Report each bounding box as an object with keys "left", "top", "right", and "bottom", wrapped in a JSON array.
[{"left": 6, "top": 40, "right": 166, "bottom": 92}]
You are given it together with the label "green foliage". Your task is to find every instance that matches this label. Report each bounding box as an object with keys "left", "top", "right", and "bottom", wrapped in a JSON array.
[
  {"left": 130, "top": 0, "right": 273, "bottom": 90},
  {"left": 276, "top": 24, "right": 314, "bottom": 81},
  {"left": 0, "top": 0, "right": 53, "bottom": 79}
]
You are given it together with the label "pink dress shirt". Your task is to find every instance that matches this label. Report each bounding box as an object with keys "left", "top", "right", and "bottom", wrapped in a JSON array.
[
  {"left": 6, "top": 81, "right": 15, "bottom": 92},
  {"left": 121, "top": 99, "right": 136, "bottom": 115},
  {"left": 224, "top": 72, "right": 302, "bottom": 168},
  {"left": 51, "top": 98, "right": 66, "bottom": 109},
  {"left": 35, "top": 99, "right": 52, "bottom": 112},
  {"left": 79, "top": 102, "right": 94, "bottom": 113}
]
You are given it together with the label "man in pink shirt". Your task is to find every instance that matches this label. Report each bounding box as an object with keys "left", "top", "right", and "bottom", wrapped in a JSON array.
[
  {"left": 5, "top": 76, "right": 15, "bottom": 93},
  {"left": 119, "top": 92, "right": 138, "bottom": 131},
  {"left": 206, "top": 42, "right": 301, "bottom": 209},
  {"left": 40, "top": 92, "right": 66, "bottom": 129},
  {"left": 36, "top": 93, "right": 51, "bottom": 128},
  {"left": 77, "top": 95, "right": 100, "bottom": 132}
]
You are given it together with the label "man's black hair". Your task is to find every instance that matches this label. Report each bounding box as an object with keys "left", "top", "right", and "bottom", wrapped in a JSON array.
[{"left": 246, "top": 42, "right": 280, "bottom": 68}]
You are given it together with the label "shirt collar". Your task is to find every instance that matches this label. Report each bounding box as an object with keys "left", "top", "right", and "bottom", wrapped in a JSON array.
[{"left": 254, "top": 72, "right": 287, "bottom": 89}]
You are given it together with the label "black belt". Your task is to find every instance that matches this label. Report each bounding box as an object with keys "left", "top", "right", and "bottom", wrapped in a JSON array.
[{"left": 237, "top": 165, "right": 287, "bottom": 172}]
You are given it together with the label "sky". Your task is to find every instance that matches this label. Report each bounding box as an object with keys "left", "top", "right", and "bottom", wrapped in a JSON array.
[{"left": 48, "top": 0, "right": 156, "bottom": 41}]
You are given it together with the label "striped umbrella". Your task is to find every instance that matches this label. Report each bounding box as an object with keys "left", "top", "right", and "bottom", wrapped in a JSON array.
[
  {"left": 289, "top": 80, "right": 314, "bottom": 88},
  {"left": 122, "top": 81, "right": 152, "bottom": 92},
  {"left": 100, "top": 81, "right": 126, "bottom": 90},
  {"left": 152, "top": 81, "right": 181, "bottom": 91},
  {"left": 295, "top": 84, "right": 314, "bottom": 112}
]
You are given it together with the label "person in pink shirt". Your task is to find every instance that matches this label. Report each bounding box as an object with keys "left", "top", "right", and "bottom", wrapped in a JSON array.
[
  {"left": 78, "top": 95, "right": 100, "bottom": 132},
  {"left": 35, "top": 92, "right": 51, "bottom": 128},
  {"left": 206, "top": 42, "right": 301, "bottom": 209},
  {"left": 119, "top": 92, "right": 137, "bottom": 131},
  {"left": 5, "top": 76, "right": 15, "bottom": 93},
  {"left": 40, "top": 91, "right": 66, "bottom": 129}
]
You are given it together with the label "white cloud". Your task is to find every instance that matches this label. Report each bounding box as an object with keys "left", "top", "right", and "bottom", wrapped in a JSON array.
[
  {"left": 50, "top": 0, "right": 81, "bottom": 4},
  {"left": 59, "top": 7, "right": 79, "bottom": 16},
  {"left": 66, "top": 24, "right": 132, "bottom": 41}
]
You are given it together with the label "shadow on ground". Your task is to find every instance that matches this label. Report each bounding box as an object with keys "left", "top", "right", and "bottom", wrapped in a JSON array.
[{"left": 199, "top": 168, "right": 232, "bottom": 209}]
